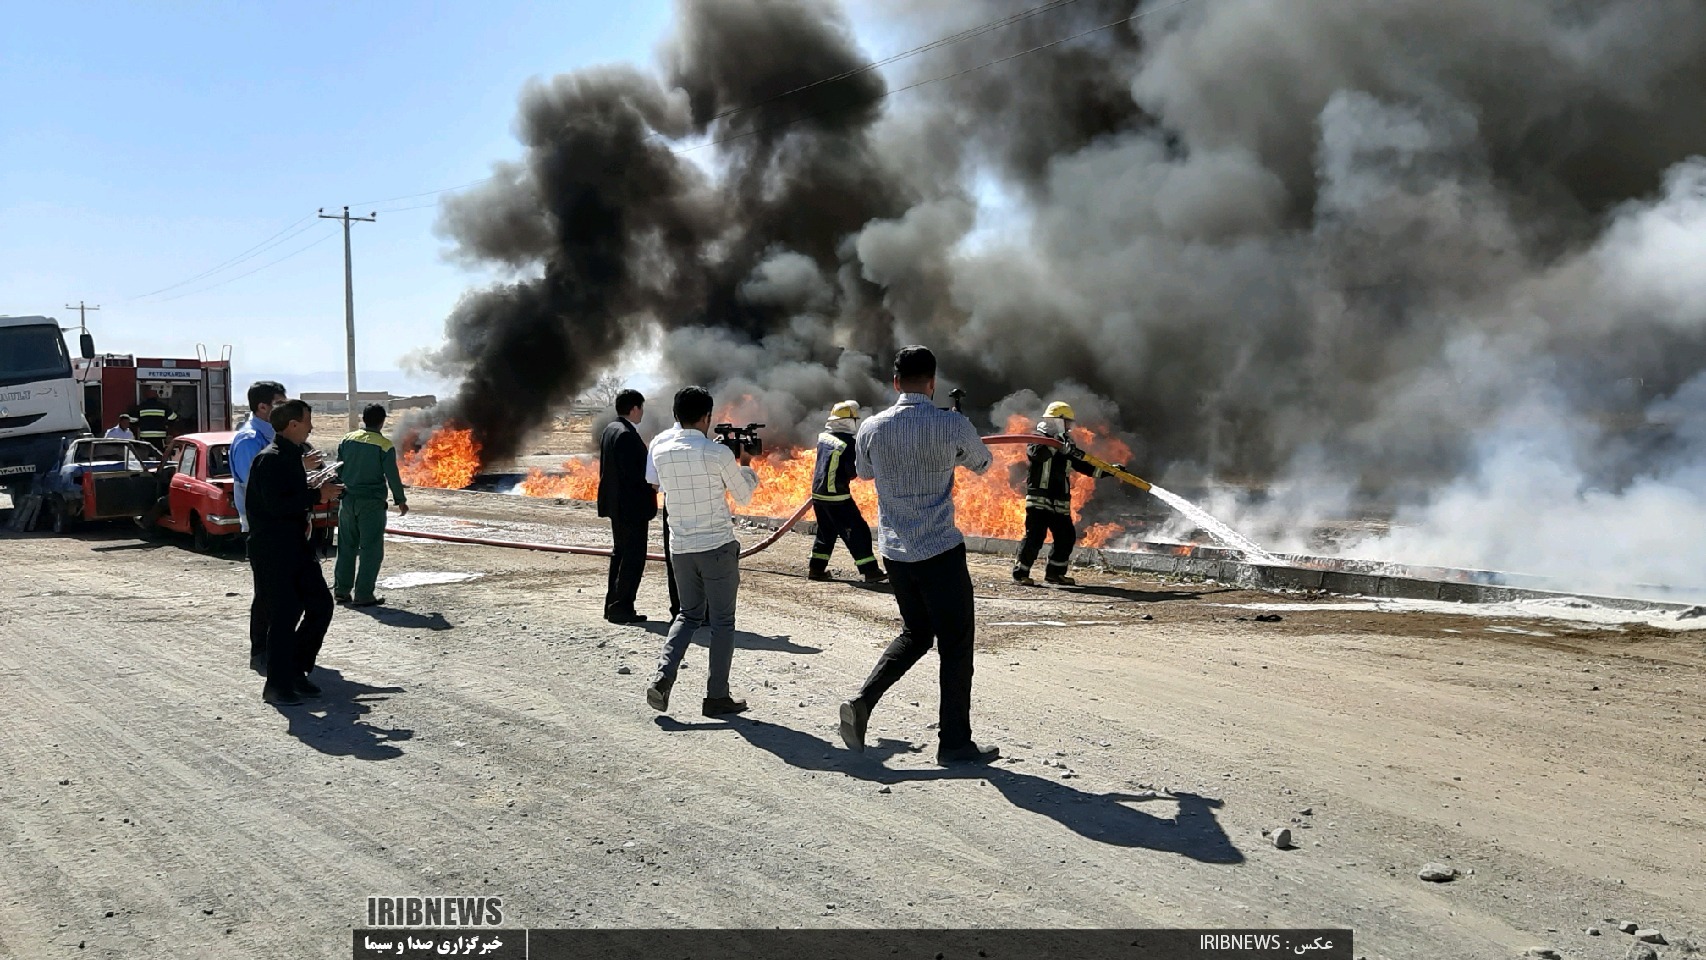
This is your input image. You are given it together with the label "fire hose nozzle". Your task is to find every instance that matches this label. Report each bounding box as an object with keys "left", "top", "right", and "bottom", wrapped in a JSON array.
[{"left": 949, "top": 388, "right": 966, "bottom": 413}]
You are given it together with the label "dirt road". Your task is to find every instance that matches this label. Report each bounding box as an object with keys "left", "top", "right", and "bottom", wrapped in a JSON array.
[{"left": 1, "top": 489, "right": 1702, "bottom": 958}]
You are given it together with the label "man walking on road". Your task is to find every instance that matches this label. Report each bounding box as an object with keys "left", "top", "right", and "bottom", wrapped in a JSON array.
[
  {"left": 837, "top": 346, "right": 1001, "bottom": 765},
  {"left": 247, "top": 400, "right": 342, "bottom": 706},
  {"left": 231, "top": 380, "right": 287, "bottom": 673},
  {"left": 334, "top": 403, "right": 409, "bottom": 607},
  {"left": 597, "top": 389, "right": 661, "bottom": 625},
  {"left": 103, "top": 414, "right": 135, "bottom": 441},
  {"left": 644, "top": 386, "right": 760, "bottom": 718}
]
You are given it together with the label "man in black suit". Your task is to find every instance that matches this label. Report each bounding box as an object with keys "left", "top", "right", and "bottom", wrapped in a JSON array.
[
  {"left": 247, "top": 399, "right": 343, "bottom": 705},
  {"left": 598, "top": 389, "right": 663, "bottom": 625}
]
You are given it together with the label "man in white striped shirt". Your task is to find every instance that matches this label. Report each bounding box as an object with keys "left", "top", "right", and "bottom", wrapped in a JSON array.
[{"left": 644, "top": 386, "right": 760, "bottom": 718}]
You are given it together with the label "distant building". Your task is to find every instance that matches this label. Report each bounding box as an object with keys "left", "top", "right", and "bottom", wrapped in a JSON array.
[{"left": 243, "top": 391, "right": 439, "bottom": 419}]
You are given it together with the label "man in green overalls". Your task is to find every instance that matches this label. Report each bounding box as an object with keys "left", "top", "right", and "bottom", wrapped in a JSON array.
[{"left": 333, "top": 403, "right": 409, "bottom": 607}]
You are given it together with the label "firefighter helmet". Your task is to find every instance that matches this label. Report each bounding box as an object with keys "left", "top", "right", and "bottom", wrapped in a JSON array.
[
  {"left": 1044, "top": 401, "right": 1075, "bottom": 420},
  {"left": 830, "top": 400, "right": 861, "bottom": 420}
]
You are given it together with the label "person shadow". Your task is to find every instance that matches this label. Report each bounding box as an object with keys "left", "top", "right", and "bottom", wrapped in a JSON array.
[
  {"left": 271, "top": 667, "right": 413, "bottom": 760},
  {"left": 638, "top": 621, "right": 820, "bottom": 655},
  {"left": 343, "top": 604, "right": 452, "bottom": 631},
  {"left": 654, "top": 716, "right": 1243, "bottom": 864}
]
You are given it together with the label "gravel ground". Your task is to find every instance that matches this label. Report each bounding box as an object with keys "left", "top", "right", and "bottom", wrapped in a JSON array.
[{"left": 1, "top": 487, "right": 1702, "bottom": 959}]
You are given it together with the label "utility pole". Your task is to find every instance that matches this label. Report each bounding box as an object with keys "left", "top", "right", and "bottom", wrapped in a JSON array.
[
  {"left": 64, "top": 301, "right": 100, "bottom": 332},
  {"left": 318, "top": 206, "right": 377, "bottom": 429}
]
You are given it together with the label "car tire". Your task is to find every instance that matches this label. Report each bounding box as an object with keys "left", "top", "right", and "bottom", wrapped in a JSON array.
[{"left": 190, "top": 513, "right": 210, "bottom": 553}]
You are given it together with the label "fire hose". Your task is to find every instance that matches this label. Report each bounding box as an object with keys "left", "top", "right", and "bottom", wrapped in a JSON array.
[{"left": 384, "top": 433, "right": 1154, "bottom": 561}]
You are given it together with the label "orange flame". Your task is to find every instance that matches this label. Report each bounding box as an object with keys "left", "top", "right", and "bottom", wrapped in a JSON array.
[
  {"left": 405, "top": 414, "right": 1133, "bottom": 545},
  {"left": 519, "top": 458, "right": 600, "bottom": 499},
  {"left": 1080, "top": 522, "right": 1123, "bottom": 548},
  {"left": 400, "top": 426, "right": 482, "bottom": 490}
]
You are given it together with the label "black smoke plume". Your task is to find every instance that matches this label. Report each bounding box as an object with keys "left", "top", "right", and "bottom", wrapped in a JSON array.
[
  {"left": 426, "top": 0, "right": 1706, "bottom": 592},
  {"left": 426, "top": 0, "right": 904, "bottom": 462}
]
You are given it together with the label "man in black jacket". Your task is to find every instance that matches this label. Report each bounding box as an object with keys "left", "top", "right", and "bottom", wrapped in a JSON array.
[
  {"left": 598, "top": 389, "right": 662, "bottom": 625},
  {"left": 247, "top": 399, "right": 343, "bottom": 705}
]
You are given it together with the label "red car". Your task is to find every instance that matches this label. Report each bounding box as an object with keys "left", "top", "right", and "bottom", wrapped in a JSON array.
[{"left": 158, "top": 432, "right": 337, "bottom": 551}]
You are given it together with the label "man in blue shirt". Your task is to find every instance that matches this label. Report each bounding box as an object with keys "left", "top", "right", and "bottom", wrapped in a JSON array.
[
  {"left": 837, "top": 346, "right": 1000, "bottom": 766},
  {"left": 231, "top": 380, "right": 286, "bottom": 673}
]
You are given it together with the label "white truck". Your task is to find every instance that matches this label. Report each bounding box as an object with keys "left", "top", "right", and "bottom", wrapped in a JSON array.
[{"left": 0, "top": 315, "right": 95, "bottom": 504}]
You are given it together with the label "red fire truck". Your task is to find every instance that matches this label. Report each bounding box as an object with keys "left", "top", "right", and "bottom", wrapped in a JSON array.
[{"left": 73, "top": 346, "right": 234, "bottom": 438}]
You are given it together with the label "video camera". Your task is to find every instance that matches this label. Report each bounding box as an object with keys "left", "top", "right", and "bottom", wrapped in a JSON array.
[{"left": 713, "top": 422, "right": 765, "bottom": 458}]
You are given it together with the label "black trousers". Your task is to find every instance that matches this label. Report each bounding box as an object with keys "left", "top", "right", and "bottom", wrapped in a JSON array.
[
  {"left": 247, "top": 555, "right": 269, "bottom": 658},
  {"left": 853, "top": 545, "right": 976, "bottom": 747},
  {"left": 660, "top": 508, "right": 681, "bottom": 618},
  {"left": 605, "top": 516, "right": 650, "bottom": 619},
  {"left": 254, "top": 547, "right": 334, "bottom": 686},
  {"left": 809, "top": 499, "right": 880, "bottom": 574},
  {"left": 1015, "top": 508, "right": 1076, "bottom": 577}
]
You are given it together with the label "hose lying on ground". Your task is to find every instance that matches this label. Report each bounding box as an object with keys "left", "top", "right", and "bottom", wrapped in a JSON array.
[{"left": 383, "top": 434, "right": 1148, "bottom": 561}]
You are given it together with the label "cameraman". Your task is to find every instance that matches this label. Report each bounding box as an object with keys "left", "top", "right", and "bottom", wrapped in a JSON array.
[{"left": 642, "top": 386, "right": 759, "bottom": 717}]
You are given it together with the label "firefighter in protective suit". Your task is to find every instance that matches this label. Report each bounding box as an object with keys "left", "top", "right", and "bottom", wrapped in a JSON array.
[
  {"left": 808, "top": 401, "right": 888, "bottom": 584},
  {"left": 1013, "top": 401, "right": 1121, "bottom": 586}
]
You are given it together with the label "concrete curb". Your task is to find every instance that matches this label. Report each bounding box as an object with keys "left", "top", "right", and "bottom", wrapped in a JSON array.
[
  {"left": 416, "top": 485, "right": 1700, "bottom": 612},
  {"left": 736, "top": 515, "right": 1699, "bottom": 612}
]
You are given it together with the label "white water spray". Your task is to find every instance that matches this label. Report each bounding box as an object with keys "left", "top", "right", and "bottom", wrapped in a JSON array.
[{"left": 1147, "top": 483, "right": 1275, "bottom": 562}]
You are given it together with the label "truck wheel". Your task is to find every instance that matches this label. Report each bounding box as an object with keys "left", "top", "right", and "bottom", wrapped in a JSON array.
[{"left": 190, "top": 513, "right": 210, "bottom": 553}]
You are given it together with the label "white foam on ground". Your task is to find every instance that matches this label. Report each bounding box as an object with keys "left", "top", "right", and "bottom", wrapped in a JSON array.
[
  {"left": 991, "top": 620, "right": 1122, "bottom": 628},
  {"left": 376, "top": 571, "right": 486, "bottom": 589},
  {"left": 1213, "top": 597, "right": 1706, "bottom": 631}
]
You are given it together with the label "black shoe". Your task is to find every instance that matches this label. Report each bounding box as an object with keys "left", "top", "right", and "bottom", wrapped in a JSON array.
[
  {"left": 249, "top": 652, "right": 267, "bottom": 675},
  {"left": 294, "top": 676, "right": 322, "bottom": 698},
  {"left": 1044, "top": 573, "right": 1077, "bottom": 586},
  {"left": 860, "top": 568, "right": 889, "bottom": 584},
  {"left": 262, "top": 684, "right": 302, "bottom": 706},
  {"left": 838, "top": 699, "right": 869, "bottom": 753},
  {"left": 605, "top": 612, "right": 647, "bottom": 625},
  {"left": 937, "top": 741, "right": 1000, "bottom": 765},
  {"left": 1013, "top": 570, "right": 1036, "bottom": 586},
  {"left": 701, "top": 696, "right": 748, "bottom": 717},
  {"left": 349, "top": 597, "right": 384, "bottom": 608},
  {"left": 334, "top": 594, "right": 352, "bottom": 605},
  {"left": 646, "top": 674, "right": 673, "bottom": 712},
  {"left": 807, "top": 569, "right": 832, "bottom": 582}
]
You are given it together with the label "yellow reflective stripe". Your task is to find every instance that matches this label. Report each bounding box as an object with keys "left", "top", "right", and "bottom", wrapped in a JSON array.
[
  {"left": 343, "top": 429, "right": 393, "bottom": 452},
  {"left": 813, "top": 493, "right": 852, "bottom": 502},
  {"left": 811, "top": 552, "right": 832, "bottom": 560},
  {"left": 1038, "top": 457, "right": 1051, "bottom": 491},
  {"left": 818, "top": 432, "right": 846, "bottom": 495}
]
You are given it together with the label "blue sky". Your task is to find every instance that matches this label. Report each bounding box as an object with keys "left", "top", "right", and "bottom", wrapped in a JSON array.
[{"left": 2, "top": 1, "right": 895, "bottom": 400}]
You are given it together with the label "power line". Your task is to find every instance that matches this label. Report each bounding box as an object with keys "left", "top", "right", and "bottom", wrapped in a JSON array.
[
  {"left": 134, "top": 0, "right": 1191, "bottom": 298},
  {"left": 702, "top": 0, "right": 1091, "bottom": 127},
  {"left": 684, "top": 0, "right": 1200, "bottom": 155},
  {"left": 348, "top": 176, "right": 496, "bottom": 211},
  {"left": 149, "top": 225, "right": 339, "bottom": 304},
  {"left": 344, "top": 0, "right": 1113, "bottom": 211},
  {"left": 129, "top": 214, "right": 317, "bottom": 300}
]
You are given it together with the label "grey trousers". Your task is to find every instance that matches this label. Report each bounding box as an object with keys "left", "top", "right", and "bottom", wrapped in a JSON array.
[{"left": 654, "top": 539, "right": 740, "bottom": 698}]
